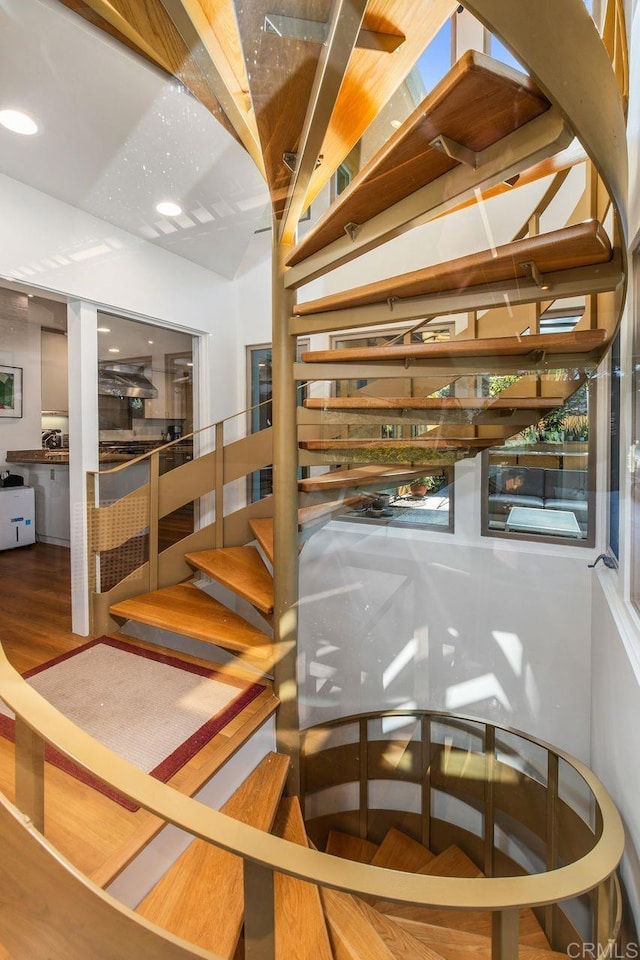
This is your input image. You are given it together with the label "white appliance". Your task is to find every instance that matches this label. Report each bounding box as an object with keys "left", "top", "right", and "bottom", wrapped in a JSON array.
[{"left": 0, "top": 486, "right": 35, "bottom": 550}]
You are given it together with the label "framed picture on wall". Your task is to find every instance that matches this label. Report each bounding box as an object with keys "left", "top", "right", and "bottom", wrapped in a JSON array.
[{"left": 0, "top": 365, "right": 23, "bottom": 418}]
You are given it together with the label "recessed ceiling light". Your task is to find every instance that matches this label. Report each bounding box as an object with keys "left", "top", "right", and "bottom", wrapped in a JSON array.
[
  {"left": 156, "top": 201, "right": 183, "bottom": 217},
  {"left": 0, "top": 109, "right": 38, "bottom": 136},
  {"left": 147, "top": 340, "right": 154, "bottom": 345},
  {"left": 187, "top": 362, "right": 194, "bottom": 367},
  {"left": 390, "top": 119, "right": 402, "bottom": 129},
  {"left": 97, "top": 326, "right": 111, "bottom": 333},
  {"left": 108, "top": 347, "right": 120, "bottom": 353}
]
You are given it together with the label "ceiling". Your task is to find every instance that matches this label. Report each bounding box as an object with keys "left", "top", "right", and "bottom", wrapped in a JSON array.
[{"left": 0, "top": 0, "right": 270, "bottom": 279}]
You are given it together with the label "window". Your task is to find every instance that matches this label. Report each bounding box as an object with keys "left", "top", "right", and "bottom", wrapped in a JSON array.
[
  {"left": 416, "top": 18, "right": 453, "bottom": 94},
  {"left": 483, "top": 380, "right": 595, "bottom": 544},
  {"left": 247, "top": 342, "right": 309, "bottom": 503},
  {"left": 609, "top": 331, "right": 621, "bottom": 559},
  {"left": 489, "top": 35, "right": 526, "bottom": 72}
]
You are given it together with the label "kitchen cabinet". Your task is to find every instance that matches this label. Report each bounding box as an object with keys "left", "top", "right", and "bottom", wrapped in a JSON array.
[
  {"left": 41, "top": 329, "right": 68, "bottom": 412},
  {"left": 22, "top": 463, "right": 70, "bottom": 546}
]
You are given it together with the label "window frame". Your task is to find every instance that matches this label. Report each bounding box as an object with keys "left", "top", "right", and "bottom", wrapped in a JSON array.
[{"left": 480, "top": 378, "right": 597, "bottom": 548}]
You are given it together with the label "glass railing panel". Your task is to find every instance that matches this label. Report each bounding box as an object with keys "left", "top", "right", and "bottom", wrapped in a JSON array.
[
  {"left": 493, "top": 821, "right": 546, "bottom": 875},
  {"left": 432, "top": 786, "right": 484, "bottom": 837},
  {"left": 495, "top": 730, "right": 548, "bottom": 787},
  {"left": 558, "top": 757, "right": 597, "bottom": 832}
]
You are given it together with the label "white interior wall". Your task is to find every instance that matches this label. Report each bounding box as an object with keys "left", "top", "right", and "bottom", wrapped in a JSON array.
[
  {"left": 586, "top": 1, "right": 640, "bottom": 929},
  {"left": 591, "top": 573, "right": 640, "bottom": 931},
  {"left": 299, "top": 524, "right": 593, "bottom": 762},
  {"left": 0, "top": 171, "right": 236, "bottom": 338},
  {"left": 0, "top": 170, "right": 247, "bottom": 441},
  {"left": 0, "top": 290, "right": 41, "bottom": 470}
]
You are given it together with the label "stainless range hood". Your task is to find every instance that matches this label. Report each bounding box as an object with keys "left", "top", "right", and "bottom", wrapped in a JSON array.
[{"left": 98, "top": 362, "right": 158, "bottom": 399}]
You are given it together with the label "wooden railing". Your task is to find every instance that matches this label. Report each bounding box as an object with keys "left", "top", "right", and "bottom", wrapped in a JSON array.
[
  {"left": 86, "top": 399, "right": 280, "bottom": 634},
  {"left": 0, "top": 649, "right": 624, "bottom": 960},
  {"left": 301, "top": 709, "right": 624, "bottom": 953}
]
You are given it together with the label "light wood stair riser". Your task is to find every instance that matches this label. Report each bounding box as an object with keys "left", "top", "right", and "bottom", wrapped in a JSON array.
[
  {"left": 185, "top": 546, "right": 274, "bottom": 615},
  {"left": 136, "top": 752, "right": 289, "bottom": 959}
]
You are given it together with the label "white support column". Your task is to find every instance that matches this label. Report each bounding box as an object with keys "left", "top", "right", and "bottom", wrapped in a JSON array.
[
  {"left": 67, "top": 300, "right": 98, "bottom": 636},
  {"left": 453, "top": 6, "right": 489, "bottom": 59}
]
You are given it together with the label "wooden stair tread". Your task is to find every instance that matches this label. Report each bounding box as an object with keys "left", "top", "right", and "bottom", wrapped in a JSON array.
[
  {"left": 287, "top": 51, "right": 551, "bottom": 268},
  {"left": 298, "top": 466, "right": 434, "bottom": 492},
  {"left": 391, "top": 919, "right": 560, "bottom": 959},
  {"left": 325, "top": 829, "right": 379, "bottom": 863},
  {"left": 370, "top": 828, "right": 436, "bottom": 873},
  {"left": 321, "top": 887, "right": 408, "bottom": 960},
  {"left": 391, "top": 913, "right": 551, "bottom": 951},
  {"left": 249, "top": 517, "right": 275, "bottom": 564},
  {"left": 90, "top": 684, "right": 279, "bottom": 889},
  {"left": 110, "top": 583, "right": 274, "bottom": 665},
  {"left": 355, "top": 899, "right": 448, "bottom": 960},
  {"left": 298, "top": 497, "right": 366, "bottom": 528},
  {"left": 420, "top": 846, "right": 484, "bottom": 879},
  {"left": 273, "top": 797, "right": 333, "bottom": 960},
  {"left": 185, "top": 546, "right": 274, "bottom": 615},
  {"left": 294, "top": 221, "right": 612, "bottom": 316},
  {"left": 136, "top": 752, "right": 289, "bottom": 959},
  {"left": 376, "top": 846, "right": 549, "bottom": 949},
  {"left": 301, "top": 328, "right": 608, "bottom": 364},
  {"left": 300, "top": 439, "right": 495, "bottom": 450},
  {"left": 304, "top": 396, "right": 565, "bottom": 411},
  {"left": 372, "top": 845, "right": 482, "bottom": 912},
  {"left": 249, "top": 500, "right": 365, "bottom": 562}
]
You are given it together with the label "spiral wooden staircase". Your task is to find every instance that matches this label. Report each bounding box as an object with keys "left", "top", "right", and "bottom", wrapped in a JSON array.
[{"left": 0, "top": 0, "right": 631, "bottom": 958}]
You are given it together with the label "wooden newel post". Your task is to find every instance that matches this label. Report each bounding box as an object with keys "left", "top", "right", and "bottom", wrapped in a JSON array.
[
  {"left": 492, "top": 908, "right": 519, "bottom": 960},
  {"left": 14, "top": 716, "right": 45, "bottom": 834},
  {"left": 244, "top": 859, "right": 276, "bottom": 960}
]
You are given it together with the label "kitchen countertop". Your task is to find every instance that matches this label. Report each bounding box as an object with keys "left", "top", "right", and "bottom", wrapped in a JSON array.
[{"left": 6, "top": 450, "right": 132, "bottom": 465}]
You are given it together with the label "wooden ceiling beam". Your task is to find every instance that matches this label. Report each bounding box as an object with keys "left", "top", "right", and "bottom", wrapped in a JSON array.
[{"left": 278, "top": 0, "right": 369, "bottom": 245}]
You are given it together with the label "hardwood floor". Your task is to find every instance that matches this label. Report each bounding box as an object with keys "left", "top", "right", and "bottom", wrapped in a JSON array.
[
  {"left": 0, "top": 542, "right": 277, "bottom": 897},
  {"left": 0, "top": 541, "right": 84, "bottom": 672}
]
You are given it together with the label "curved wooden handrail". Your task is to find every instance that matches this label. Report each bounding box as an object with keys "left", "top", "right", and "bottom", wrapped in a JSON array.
[{"left": 0, "top": 643, "right": 624, "bottom": 914}]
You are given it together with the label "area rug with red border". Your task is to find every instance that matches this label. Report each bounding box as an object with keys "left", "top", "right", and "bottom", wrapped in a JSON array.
[{"left": 0, "top": 636, "right": 264, "bottom": 811}]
